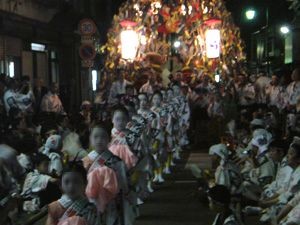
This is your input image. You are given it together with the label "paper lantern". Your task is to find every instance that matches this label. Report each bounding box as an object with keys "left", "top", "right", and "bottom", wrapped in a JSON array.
[
  {"left": 120, "top": 28, "right": 140, "bottom": 61},
  {"left": 205, "top": 29, "right": 221, "bottom": 59}
]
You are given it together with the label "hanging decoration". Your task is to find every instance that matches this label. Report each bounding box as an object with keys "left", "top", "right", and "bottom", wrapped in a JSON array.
[{"left": 101, "top": 0, "right": 245, "bottom": 77}]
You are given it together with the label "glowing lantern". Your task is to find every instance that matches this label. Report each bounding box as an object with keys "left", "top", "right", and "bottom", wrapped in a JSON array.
[
  {"left": 205, "top": 29, "right": 221, "bottom": 59},
  {"left": 204, "top": 18, "right": 222, "bottom": 59},
  {"left": 120, "top": 20, "right": 139, "bottom": 61}
]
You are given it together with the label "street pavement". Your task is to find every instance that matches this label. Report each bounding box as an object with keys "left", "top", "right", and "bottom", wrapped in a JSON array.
[{"left": 135, "top": 150, "right": 216, "bottom": 225}]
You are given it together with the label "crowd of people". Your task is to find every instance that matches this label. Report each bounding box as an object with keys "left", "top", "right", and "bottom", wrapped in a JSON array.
[
  {"left": 0, "top": 65, "right": 300, "bottom": 225},
  {"left": 0, "top": 70, "right": 190, "bottom": 225},
  {"left": 189, "top": 68, "right": 300, "bottom": 225}
]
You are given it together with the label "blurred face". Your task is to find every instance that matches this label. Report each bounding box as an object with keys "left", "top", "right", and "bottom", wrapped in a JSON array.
[
  {"left": 90, "top": 127, "right": 109, "bottom": 152},
  {"left": 126, "top": 87, "right": 134, "bottom": 96},
  {"left": 62, "top": 172, "right": 86, "bottom": 200},
  {"left": 173, "top": 85, "right": 181, "bottom": 96},
  {"left": 37, "top": 160, "right": 49, "bottom": 174},
  {"left": 51, "top": 83, "right": 59, "bottom": 94},
  {"left": 167, "top": 90, "right": 173, "bottom": 100},
  {"left": 271, "top": 76, "right": 278, "bottom": 85},
  {"left": 287, "top": 147, "right": 300, "bottom": 168},
  {"left": 269, "top": 147, "right": 284, "bottom": 163},
  {"left": 152, "top": 94, "right": 162, "bottom": 107},
  {"left": 112, "top": 111, "right": 128, "bottom": 131},
  {"left": 149, "top": 74, "right": 156, "bottom": 84},
  {"left": 175, "top": 73, "right": 182, "bottom": 81},
  {"left": 138, "top": 94, "right": 148, "bottom": 109}
]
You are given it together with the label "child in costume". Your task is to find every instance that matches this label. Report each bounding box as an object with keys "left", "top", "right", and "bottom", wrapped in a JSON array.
[
  {"left": 260, "top": 141, "right": 300, "bottom": 223},
  {"left": 173, "top": 83, "right": 190, "bottom": 149},
  {"left": 46, "top": 161, "right": 100, "bottom": 225},
  {"left": 83, "top": 123, "right": 134, "bottom": 225},
  {"left": 165, "top": 88, "right": 178, "bottom": 166},
  {"left": 137, "top": 93, "right": 163, "bottom": 183},
  {"left": 209, "top": 144, "right": 242, "bottom": 195},
  {"left": 22, "top": 153, "right": 59, "bottom": 212},
  {"left": 110, "top": 106, "right": 138, "bottom": 170},
  {"left": 40, "top": 134, "right": 63, "bottom": 176},
  {"left": 151, "top": 91, "right": 169, "bottom": 178}
]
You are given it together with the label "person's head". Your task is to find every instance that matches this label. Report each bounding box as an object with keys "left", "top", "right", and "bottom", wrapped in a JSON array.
[
  {"left": 269, "top": 140, "right": 287, "bottom": 163},
  {"left": 271, "top": 75, "right": 279, "bottom": 86},
  {"left": 287, "top": 142, "right": 300, "bottom": 168},
  {"left": 112, "top": 106, "right": 129, "bottom": 131},
  {"left": 61, "top": 161, "right": 87, "bottom": 200},
  {"left": 90, "top": 123, "right": 110, "bottom": 152},
  {"left": 172, "top": 82, "right": 181, "bottom": 96},
  {"left": 125, "top": 84, "right": 135, "bottom": 96},
  {"left": 33, "top": 153, "right": 50, "bottom": 174},
  {"left": 6, "top": 78, "right": 18, "bottom": 91},
  {"left": 45, "top": 135, "right": 62, "bottom": 153},
  {"left": 166, "top": 88, "right": 173, "bottom": 100},
  {"left": 208, "top": 185, "right": 231, "bottom": 212},
  {"left": 81, "top": 101, "right": 92, "bottom": 113},
  {"left": 148, "top": 71, "right": 156, "bottom": 85},
  {"left": 138, "top": 93, "right": 148, "bottom": 110},
  {"left": 152, "top": 91, "right": 162, "bottom": 107},
  {"left": 124, "top": 101, "right": 136, "bottom": 118},
  {"left": 175, "top": 71, "right": 182, "bottom": 81},
  {"left": 50, "top": 82, "right": 59, "bottom": 94},
  {"left": 57, "top": 114, "right": 70, "bottom": 129},
  {"left": 291, "top": 68, "right": 300, "bottom": 82},
  {"left": 161, "top": 89, "right": 167, "bottom": 100}
]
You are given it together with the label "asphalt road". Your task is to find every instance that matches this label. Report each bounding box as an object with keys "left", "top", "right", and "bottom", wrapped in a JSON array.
[{"left": 135, "top": 150, "right": 216, "bottom": 225}]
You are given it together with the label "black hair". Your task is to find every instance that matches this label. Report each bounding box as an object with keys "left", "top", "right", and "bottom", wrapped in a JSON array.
[
  {"left": 6, "top": 78, "right": 17, "bottom": 89},
  {"left": 208, "top": 185, "right": 231, "bottom": 205},
  {"left": 124, "top": 101, "right": 136, "bottom": 109},
  {"left": 40, "top": 122, "right": 58, "bottom": 139},
  {"left": 32, "top": 153, "right": 50, "bottom": 167},
  {"left": 90, "top": 121, "right": 110, "bottom": 140},
  {"left": 269, "top": 140, "right": 288, "bottom": 155},
  {"left": 112, "top": 105, "right": 129, "bottom": 119},
  {"left": 62, "top": 161, "right": 87, "bottom": 184},
  {"left": 290, "top": 143, "right": 300, "bottom": 158}
]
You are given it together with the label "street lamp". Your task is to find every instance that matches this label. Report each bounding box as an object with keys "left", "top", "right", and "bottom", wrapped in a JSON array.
[
  {"left": 280, "top": 25, "right": 290, "bottom": 34},
  {"left": 245, "top": 9, "right": 256, "bottom": 20}
]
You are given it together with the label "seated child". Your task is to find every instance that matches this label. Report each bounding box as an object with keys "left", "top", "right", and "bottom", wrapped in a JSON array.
[
  {"left": 40, "top": 134, "right": 63, "bottom": 176},
  {"left": 46, "top": 161, "right": 100, "bottom": 225},
  {"left": 208, "top": 185, "right": 239, "bottom": 225},
  {"left": 21, "top": 153, "right": 59, "bottom": 212}
]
